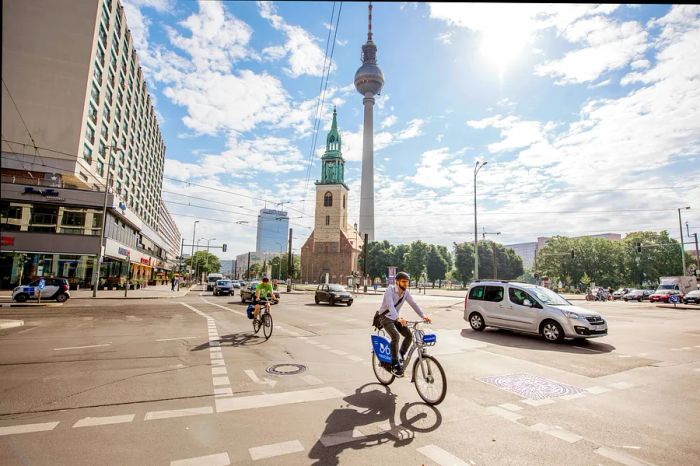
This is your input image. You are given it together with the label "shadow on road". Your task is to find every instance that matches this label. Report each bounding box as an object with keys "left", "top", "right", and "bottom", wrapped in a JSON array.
[
  {"left": 460, "top": 328, "right": 616, "bottom": 354},
  {"left": 308, "top": 383, "right": 442, "bottom": 465},
  {"left": 190, "top": 332, "right": 265, "bottom": 351}
]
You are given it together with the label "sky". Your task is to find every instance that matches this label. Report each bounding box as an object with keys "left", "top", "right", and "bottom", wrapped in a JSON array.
[{"left": 121, "top": 1, "right": 700, "bottom": 260}]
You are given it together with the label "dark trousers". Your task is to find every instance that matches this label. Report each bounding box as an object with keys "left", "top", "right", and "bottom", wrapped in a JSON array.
[{"left": 381, "top": 316, "right": 412, "bottom": 364}]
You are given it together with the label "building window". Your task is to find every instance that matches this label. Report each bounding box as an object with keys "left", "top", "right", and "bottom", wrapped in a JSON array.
[
  {"left": 85, "top": 124, "right": 95, "bottom": 144},
  {"left": 325, "top": 215, "right": 330, "bottom": 226},
  {"left": 89, "top": 104, "right": 98, "bottom": 124},
  {"left": 98, "top": 141, "right": 107, "bottom": 159},
  {"left": 96, "top": 160, "right": 105, "bottom": 177},
  {"left": 83, "top": 144, "right": 93, "bottom": 163},
  {"left": 29, "top": 206, "right": 59, "bottom": 232},
  {"left": 343, "top": 195, "right": 346, "bottom": 209},
  {"left": 324, "top": 192, "right": 333, "bottom": 207}
]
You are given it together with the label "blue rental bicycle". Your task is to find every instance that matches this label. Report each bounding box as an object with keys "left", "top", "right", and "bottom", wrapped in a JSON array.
[{"left": 371, "top": 321, "right": 447, "bottom": 405}]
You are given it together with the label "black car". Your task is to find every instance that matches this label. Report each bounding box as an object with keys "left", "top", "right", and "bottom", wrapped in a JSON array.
[
  {"left": 240, "top": 282, "right": 280, "bottom": 303},
  {"left": 683, "top": 290, "right": 700, "bottom": 304},
  {"left": 315, "top": 283, "right": 353, "bottom": 306},
  {"left": 622, "top": 289, "right": 645, "bottom": 302},
  {"left": 213, "top": 279, "right": 234, "bottom": 296}
]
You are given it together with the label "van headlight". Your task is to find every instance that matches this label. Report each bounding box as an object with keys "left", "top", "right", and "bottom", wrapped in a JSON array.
[{"left": 562, "top": 310, "right": 581, "bottom": 319}]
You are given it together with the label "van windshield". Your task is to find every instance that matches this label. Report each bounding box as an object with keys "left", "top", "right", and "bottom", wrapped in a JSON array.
[{"left": 525, "top": 286, "right": 571, "bottom": 305}]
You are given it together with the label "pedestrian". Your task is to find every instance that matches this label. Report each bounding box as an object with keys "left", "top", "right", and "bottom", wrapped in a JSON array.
[
  {"left": 37, "top": 277, "right": 45, "bottom": 303},
  {"left": 171, "top": 276, "right": 176, "bottom": 291}
]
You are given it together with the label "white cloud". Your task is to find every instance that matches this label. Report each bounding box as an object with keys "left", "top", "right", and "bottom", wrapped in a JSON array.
[
  {"left": 397, "top": 119, "right": 425, "bottom": 140},
  {"left": 381, "top": 115, "right": 397, "bottom": 128},
  {"left": 258, "top": 1, "right": 330, "bottom": 78},
  {"left": 409, "top": 148, "right": 454, "bottom": 188},
  {"left": 435, "top": 32, "right": 453, "bottom": 44}
]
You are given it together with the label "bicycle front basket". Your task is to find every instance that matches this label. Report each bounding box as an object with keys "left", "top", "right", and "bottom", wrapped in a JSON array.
[{"left": 421, "top": 333, "right": 436, "bottom": 346}]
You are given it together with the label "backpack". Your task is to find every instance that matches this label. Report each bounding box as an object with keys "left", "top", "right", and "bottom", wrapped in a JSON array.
[{"left": 246, "top": 303, "right": 255, "bottom": 319}]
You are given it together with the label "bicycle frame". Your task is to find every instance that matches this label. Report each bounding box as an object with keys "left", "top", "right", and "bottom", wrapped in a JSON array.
[{"left": 375, "top": 322, "right": 434, "bottom": 381}]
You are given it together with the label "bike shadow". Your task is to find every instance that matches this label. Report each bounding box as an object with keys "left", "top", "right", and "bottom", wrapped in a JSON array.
[
  {"left": 307, "top": 383, "right": 442, "bottom": 465},
  {"left": 190, "top": 332, "right": 265, "bottom": 351}
]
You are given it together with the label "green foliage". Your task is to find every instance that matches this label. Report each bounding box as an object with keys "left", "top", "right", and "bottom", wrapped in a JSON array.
[
  {"left": 452, "top": 242, "right": 474, "bottom": 285},
  {"left": 404, "top": 241, "right": 429, "bottom": 284},
  {"left": 269, "top": 255, "right": 301, "bottom": 280},
  {"left": 426, "top": 245, "right": 448, "bottom": 285},
  {"left": 186, "top": 251, "right": 220, "bottom": 277}
]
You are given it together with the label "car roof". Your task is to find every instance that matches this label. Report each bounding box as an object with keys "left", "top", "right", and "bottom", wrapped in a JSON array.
[{"left": 468, "top": 280, "right": 533, "bottom": 288}]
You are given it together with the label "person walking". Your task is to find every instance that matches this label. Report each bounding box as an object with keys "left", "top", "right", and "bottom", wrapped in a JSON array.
[{"left": 171, "top": 275, "right": 176, "bottom": 291}]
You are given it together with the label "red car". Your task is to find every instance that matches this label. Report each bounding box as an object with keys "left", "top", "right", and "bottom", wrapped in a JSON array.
[{"left": 649, "top": 289, "right": 683, "bottom": 303}]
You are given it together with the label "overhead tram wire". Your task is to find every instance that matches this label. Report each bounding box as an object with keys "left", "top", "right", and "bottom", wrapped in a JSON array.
[
  {"left": 2, "top": 79, "right": 38, "bottom": 152},
  {"left": 302, "top": 2, "right": 343, "bottom": 211}
]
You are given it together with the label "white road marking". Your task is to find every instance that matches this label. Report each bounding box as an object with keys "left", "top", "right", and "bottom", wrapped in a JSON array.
[
  {"left": 212, "top": 376, "right": 231, "bottom": 386},
  {"left": 682, "top": 347, "right": 692, "bottom": 350},
  {"left": 594, "top": 446, "right": 657, "bottom": 466},
  {"left": 201, "top": 300, "right": 246, "bottom": 317},
  {"left": 529, "top": 423, "right": 582, "bottom": 443},
  {"left": 330, "top": 349, "right": 349, "bottom": 356},
  {"left": 73, "top": 415, "right": 135, "bottom": 428},
  {"left": 637, "top": 353, "right": 649, "bottom": 357},
  {"left": 307, "top": 340, "right": 320, "bottom": 345},
  {"left": 210, "top": 347, "right": 222, "bottom": 352},
  {"left": 319, "top": 428, "right": 366, "bottom": 447},
  {"left": 301, "top": 374, "right": 324, "bottom": 385},
  {"left": 249, "top": 440, "right": 304, "bottom": 461},
  {"left": 487, "top": 406, "right": 523, "bottom": 422},
  {"left": 156, "top": 337, "right": 197, "bottom": 342},
  {"left": 210, "top": 353, "right": 223, "bottom": 360},
  {"left": 211, "top": 359, "right": 225, "bottom": 367},
  {"left": 498, "top": 403, "right": 523, "bottom": 412},
  {"left": 417, "top": 445, "right": 470, "bottom": 466},
  {"left": 560, "top": 393, "right": 586, "bottom": 400},
  {"left": 520, "top": 398, "right": 555, "bottom": 407},
  {"left": 171, "top": 452, "right": 230, "bottom": 466},
  {"left": 0, "top": 422, "right": 60, "bottom": 436},
  {"left": 216, "top": 387, "right": 344, "bottom": 413},
  {"left": 244, "top": 369, "right": 278, "bottom": 388},
  {"left": 318, "top": 345, "right": 332, "bottom": 350},
  {"left": 53, "top": 344, "right": 111, "bottom": 351},
  {"left": 346, "top": 355, "right": 364, "bottom": 362},
  {"left": 586, "top": 386, "right": 612, "bottom": 394},
  {"left": 212, "top": 367, "right": 227, "bottom": 376},
  {"left": 609, "top": 382, "right": 636, "bottom": 390},
  {"left": 145, "top": 406, "right": 213, "bottom": 421},
  {"left": 615, "top": 446, "right": 642, "bottom": 450},
  {"left": 214, "top": 387, "right": 233, "bottom": 397},
  {"left": 617, "top": 355, "right": 633, "bottom": 358},
  {"left": 17, "top": 327, "right": 37, "bottom": 334}
]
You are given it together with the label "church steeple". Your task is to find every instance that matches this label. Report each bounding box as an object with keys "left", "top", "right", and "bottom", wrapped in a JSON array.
[{"left": 318, "top": 107, "right": 346, "bottom": 187}]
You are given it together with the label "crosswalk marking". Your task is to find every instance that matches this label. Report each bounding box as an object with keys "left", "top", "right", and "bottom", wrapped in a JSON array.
[
  {"left": 171, "top": 452, "right": 231, "bottom": 466},
  {"left": 216, "top": 387, "right": 344, "bottom": 413},
  {"left": 0, "top": 422, "right": 60, "bottom": 436},
  {"left": 145, "top": 406, "right": 213, "bottom": 421},
  {"left": 249, "top": 440, "right": 304, "bottom": 460},
  {"left": 417, "top": 445, "right": 470, "bottom": 466},
  {"left": 73, "top": 415, "right": 135, "bottom": 428},
  {"left": 319, "top": 428, "right": 366, "bottom": 447}
]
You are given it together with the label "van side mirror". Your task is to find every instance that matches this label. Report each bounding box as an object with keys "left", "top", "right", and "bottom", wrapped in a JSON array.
[{"left": 523, "top": 299, "right": 533, "bottom": 307}]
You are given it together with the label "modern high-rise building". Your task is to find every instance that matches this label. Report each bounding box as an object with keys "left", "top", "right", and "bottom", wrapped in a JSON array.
[
  {"left": 256, "top": 209, "right": 289, "bottom": 253},
  {"left": 1, "top": 0, "right": 179, "bottom": 288}
]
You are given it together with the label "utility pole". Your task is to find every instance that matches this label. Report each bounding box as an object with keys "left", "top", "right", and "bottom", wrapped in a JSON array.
[
  {"left": 178, "top": 238, "right": 184, "bottom": 291},
  {"left": 287, "top": 228, "right": 293, "bottom": 292},
  {"left": 247, "top": 251, "right": 251, "bottom": 280},
  {"left": 686, "top": 222, "right": 700, "bottom": 270},
  {"left": 190, "top": 220, "right": 198, "bottom": 282},
  {"left": 363, "top": 233, "right": 368, "bottom": 293},
  {"left": 678, "top": 207, "right": 690, "bottom": 274}
]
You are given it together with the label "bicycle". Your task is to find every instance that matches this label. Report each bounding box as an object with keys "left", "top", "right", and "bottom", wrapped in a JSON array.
[
  {"left": 252, "top": 297, "right": 274, "bottom": 340},
  {"left": 371, "top": 321, "right": 447, "bottom": 405}
]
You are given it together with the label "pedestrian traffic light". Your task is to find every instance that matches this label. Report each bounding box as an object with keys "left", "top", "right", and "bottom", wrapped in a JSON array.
[
  {"left": 222, "top": 243, "right": 227, "bottom": 252},
  {"left": 636, "top": 242, "right": 642, "bottom": 252},
  {"left": 571, "top": 250, "right": 575, "bottom": 259}
]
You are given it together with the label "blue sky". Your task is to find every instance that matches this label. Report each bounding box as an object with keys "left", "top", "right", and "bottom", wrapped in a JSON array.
[{"left": 122, "top": 2, "right": 700, "bottom": 260}]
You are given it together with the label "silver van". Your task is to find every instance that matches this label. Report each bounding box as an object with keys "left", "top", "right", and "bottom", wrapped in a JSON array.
[{"left": 464, "top": 281, "right": 607, "bottom": 342}]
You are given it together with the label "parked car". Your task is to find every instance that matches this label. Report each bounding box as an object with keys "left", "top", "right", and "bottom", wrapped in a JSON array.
[
  {"left": 239, "top": 282, "right": 280, "bottom": 303},
  {"left": 464, "top": 280, "right": 607, "bottom": 342},
  {"left": 213, "top": 279, "right": 234, "bottom": 296},
  {"left": 232, "top": 281, "right": 241, "bottom": 289},
  {"left": 12, "top": 278, "right": 70, "bottom": 303},
  {"left": 649, "top": 289, "right": 683, "bottom": 303},
  {"left": 622, "top": 289, "right": 645, "bottom": 302},
  {"left": 683, "top": 290, "right": 700, "bottom": 305},
  {"left": 642, "top": 289, "right": 655, "bottom": 300},
  {"left": 612, "top": 288, "right": 630, "bottom": 300},
  {"left": 315, "top": 283, "right": 354, "bottom": 306}
]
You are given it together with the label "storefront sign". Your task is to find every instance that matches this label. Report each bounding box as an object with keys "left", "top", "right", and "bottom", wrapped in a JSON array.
[
  {"left": 140, "top": 258, "right": 151, "bottom": 265},
  {"left": 118, "top": 247, "right": 131, "bottom": 256},
  {"left": 0, "top": 236, "right": 14, "bottom": 246},
  {"left": 23, "top": 187, "right": 64, "bottom": 200}
]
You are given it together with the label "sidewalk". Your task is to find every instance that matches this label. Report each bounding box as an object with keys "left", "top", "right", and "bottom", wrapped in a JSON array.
[{"left": 0, "top": 284, "right": 194, "bottom": 301}]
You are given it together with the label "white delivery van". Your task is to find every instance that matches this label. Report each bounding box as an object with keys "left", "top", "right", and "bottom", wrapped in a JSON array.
[
  {"left": 658, "top": 276, "right": 698, "bottom": 295},
  {"left": 206, "top": 273, "right": 223, "bottom": 291}
]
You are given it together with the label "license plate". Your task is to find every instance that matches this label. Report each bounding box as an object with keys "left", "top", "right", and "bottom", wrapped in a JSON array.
[{"left": 593, "top": 325, "right": 605, "bottom": 331}]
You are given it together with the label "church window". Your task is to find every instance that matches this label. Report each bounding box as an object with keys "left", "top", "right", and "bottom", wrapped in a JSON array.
[
  {"left": 324, "top": 192, "right": 333, "bottom": 207},
  {"left": 325, "top": 215, "right": 330, "bottom": 225},
  {"left": 343, "top": 195, "right": 346, "bottom": 208}
]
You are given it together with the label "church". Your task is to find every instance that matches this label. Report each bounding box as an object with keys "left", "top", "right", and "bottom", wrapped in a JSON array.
[{"left": 300, "top": 108, "right": 364, "bottom": 284}]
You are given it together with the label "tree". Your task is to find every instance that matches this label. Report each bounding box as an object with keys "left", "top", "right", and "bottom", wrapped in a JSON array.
[
  {"left": 392, "top": 243, "right": 409, "bottom": 272},
  {"left": 186, "top": 251, "right": 220, "bottom": 277},
  {"left": 426, "top": 245, "right": 448, "bottom": 287},
  {"left": 622, "top": 231, "right": 690, "bottom": 286},
  {"left": 453, "top": 242, "right": 474, "bottom": 285},
  {"left": 405, "top": 241, "right": 429, "bottom": 285}
]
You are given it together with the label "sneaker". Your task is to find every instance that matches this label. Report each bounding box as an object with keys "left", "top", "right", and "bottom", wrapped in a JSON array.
[{"left": 391, "top": 363, "right": 404, "bottom": 377}]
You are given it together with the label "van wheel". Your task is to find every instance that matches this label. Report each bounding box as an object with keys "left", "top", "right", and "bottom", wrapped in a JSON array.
[
  {"left": 56, "top": 293, "right": 69, "bottom": 303},
  {"left": 14, "top": 293, "right": 28, "bottom": 303},
  {"left": 469, "top": 312, "right": 485, "bottom": 331},
  {"left": 541, "top": 320, "right": 564, "bottom": 343}
]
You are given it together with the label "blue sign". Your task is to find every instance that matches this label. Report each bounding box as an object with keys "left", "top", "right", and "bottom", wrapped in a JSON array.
[
  {"left": 669, "top": 295, "right": 680, "bottom": 304},
  {"left": 371, "top": 335, "right": 393, "bottom": 364},
  {"left": 38, "top": 278, "right": 45, "bottom": 290}
]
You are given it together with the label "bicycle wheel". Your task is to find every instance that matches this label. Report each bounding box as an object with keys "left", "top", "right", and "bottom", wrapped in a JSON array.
[
  {"left": 413, "top": 355, "right": 446, "bottom": 405},
  {"left": 253, "top": 315, "right": 261, "bottom": 334},
  {"left": 263, "top": 312, "right": 273, "bottom": 340},
  {"left": 372, "top": 353, "right": 395, "bottom": 385}
]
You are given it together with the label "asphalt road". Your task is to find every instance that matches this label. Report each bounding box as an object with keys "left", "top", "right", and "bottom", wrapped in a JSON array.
[{"left": 1, "top": 290, "right": 698, "bottom": 465}]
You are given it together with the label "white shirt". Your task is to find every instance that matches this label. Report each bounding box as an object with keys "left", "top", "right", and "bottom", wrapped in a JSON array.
[{"left": 379, "top": 284, "right": 425, "bottom": 321}]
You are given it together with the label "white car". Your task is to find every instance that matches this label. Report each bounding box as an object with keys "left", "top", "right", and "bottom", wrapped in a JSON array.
[
  {"left": 464, "top": 280, "right": 607, "bottom": 342},
  {"left": 13, "top": 278, "right": 71, "bottom": 303}
]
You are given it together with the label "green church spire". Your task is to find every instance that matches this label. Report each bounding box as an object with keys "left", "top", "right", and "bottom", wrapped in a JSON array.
[{"left": 318, "top": 107, "right": 346, "bottom": 187}]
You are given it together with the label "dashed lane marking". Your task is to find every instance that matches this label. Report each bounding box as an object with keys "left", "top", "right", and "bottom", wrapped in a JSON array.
[
  {"left": 529, "top": 423, "right": 583, "bottom": 443},
  {"left": 586, "top": 386, "right": 612, "bottom": 394},
  {"left": 170, "top": 452, "right": 231, "bottom": 466},
  {"left": 330, "top": 349, "right": 349, "bottom": 356},
  {"left": 156, "top": 337, "right": 197, "bottom": 342},
  {"left": 212, "top": 376, "right": 231, "bottom": 386},
  {"left": 319, "top": 428, "right": 366, "bottom": 447},
  {"left": 417, "top": 445, "right": 471, "bottom": 466},
  {"left": 487, "top": 406, "right": 523, "bottom": 422},
  {"left": 214, "top": 388, "right": 233, "bottom": 397},
  {"left": 215, "top": 387, "right": 344, "bottom": 413},
  {"left": 73, "top": 414, "right": 135, "bottom": 428},
  {"left": 200, "top": 299, "right": 246, "bottom": 317},
  {"left": 608, "top": 382, "right": 636, "bottom": 390},
  {"left": 560, "top": 393, "right": 587, "bottom": 400},
  {"left": 498, "top": 403, "right": 523, "bottom": 412},
  {"left": 0, "top": 422, "right": 60, "bottom": 436},
  {"left": 346, "top": 355, "right": 364, "bottom": 362},
  {"left": 301, "top": 374, "right": 324, "bottom": 385},
  {"left": 520, "top": 398, "right": 555, "bottom": 407},
  {"left": 53, "top": 344, "right": 111, "bottom": 351},
  {"left": 144, "top": 406, "right": 213, "bottom": 421},
  {"left": 249, "top": 440, "right": 304, "bottom": 461},
  {"left": 594, "top": 446, "right": 657, "bottom": 466},
  {"left": 211, "top": 367, "right": 227, "bottom": 376}
]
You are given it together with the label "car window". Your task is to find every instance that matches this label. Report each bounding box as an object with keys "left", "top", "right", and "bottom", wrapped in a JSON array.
[
  {"left": 508, "top": 288, "right": 528, "bottom": 306},
  {"left": 469, "top": 286, "right": 484, "bottom": 300},
  {"left": 484, "top": 286, "right": 504, "bottom": 303}
]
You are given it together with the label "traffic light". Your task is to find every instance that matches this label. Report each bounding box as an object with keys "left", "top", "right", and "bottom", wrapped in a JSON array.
[
  {"left": 571, "top": 250, "right": 575, "bottom": 259},
  {"left": 222, "top": 244, "right": 227, "bottom": 252},
  {"left": 636, "top": 242, "right": 642, "bottom": 252}
]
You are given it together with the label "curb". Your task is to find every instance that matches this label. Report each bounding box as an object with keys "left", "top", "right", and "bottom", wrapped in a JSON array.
[
  {"left": 656, "top": 304, "right": 699, "bottom": 311},
  {"left": 0, "top": 303, "right": 63, "bottom": 308},
  {"left": 0, "top": 320, "right": 25, "bottom": 329}
]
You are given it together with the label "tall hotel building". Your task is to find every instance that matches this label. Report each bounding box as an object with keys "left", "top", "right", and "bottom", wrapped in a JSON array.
[{"left": 1, "top": 0, "right": 181, "bottom": 288}]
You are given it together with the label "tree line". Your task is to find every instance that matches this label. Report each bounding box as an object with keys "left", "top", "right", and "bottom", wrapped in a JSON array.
[{"left": 359, "top": 240, "right": 524, "bottom": 287}]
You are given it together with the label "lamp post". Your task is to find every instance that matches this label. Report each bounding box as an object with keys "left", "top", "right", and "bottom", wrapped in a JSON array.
[
  {"left": 190, "top": 220, "right": 199, "bottom": 282},
  {"left": 92, "top": 145, "right": 123, "bottom": 297},
  {"left": 686, "top": 221, "right": 700, "bottom": 271},
  {"left": 678, "top": 207, "right": 690, "bottom": 275},
  {"left": 473, "top": 160, "right": 488, "bottom": 281}
]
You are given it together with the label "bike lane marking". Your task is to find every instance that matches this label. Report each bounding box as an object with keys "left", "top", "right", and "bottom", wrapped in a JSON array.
[
  {"left": 73, "top": 414, "right": 135, "bottom": 428},
  {"left": 170, "top": 452, "right": 231, "bottom": 466},
  {"left": 0, "top": 422, "right": 60, "bottom": 436},
  {"left": 248, "top": 440, "right": 304, "bottom": 461},
  {"left": 417, "top": 445, "right": 471, "bottom": 466}
]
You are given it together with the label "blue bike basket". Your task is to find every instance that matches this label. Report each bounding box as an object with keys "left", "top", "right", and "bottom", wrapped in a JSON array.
[
  {"left": 422, "top": 333, "right": 437, "bottom": 346},
  {"left": 371, "top": 335, "right": 393, "bottom": 364},
  {"left": 246, "top": 304, "right": 254, "bottom": 319}
]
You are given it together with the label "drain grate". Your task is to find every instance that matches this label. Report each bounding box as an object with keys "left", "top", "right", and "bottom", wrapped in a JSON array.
[
  {"left": 479, "top": 373, "right": 584, "bottom": 400},
  {"left": 266, "top": 363, "right": 307, "bottom": 376}
]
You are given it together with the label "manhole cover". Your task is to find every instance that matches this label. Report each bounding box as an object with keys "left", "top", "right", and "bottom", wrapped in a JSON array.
[
  {"left": 479, "top": 373, "right": 584, "bottom": 400},
  {"left": 266, "top": 363, "right": 307, "bottom": 376}
]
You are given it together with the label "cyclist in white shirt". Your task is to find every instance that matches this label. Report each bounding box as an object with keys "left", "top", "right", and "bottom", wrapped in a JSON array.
[{"left": 377, "top": 271, "right": 431, "bottom": 376}]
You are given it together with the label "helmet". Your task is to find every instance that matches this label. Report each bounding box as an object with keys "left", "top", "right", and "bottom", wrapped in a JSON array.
[{"left": 396, "top": 272, "right": 410, "bottom": 281}]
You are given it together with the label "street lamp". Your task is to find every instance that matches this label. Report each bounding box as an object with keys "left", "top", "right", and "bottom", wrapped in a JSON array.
[
  {"left": 473, "top": 160, "right": 488, "bottom": 281},
  {"left": 190, "top": 220, "right": 199, "bottom": 282},
  {"left": 678, "top": 206, "right": 690, "bottom": 275},
  {"left": 92, "top": 145, "right": 124, "bottom": 297}
]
